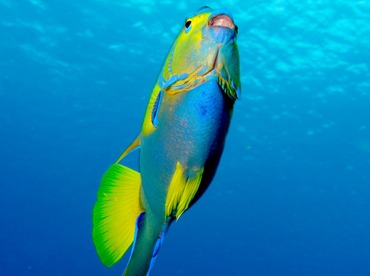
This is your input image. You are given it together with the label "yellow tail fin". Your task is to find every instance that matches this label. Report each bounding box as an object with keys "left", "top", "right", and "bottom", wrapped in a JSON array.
[{"left": 92, "top": 164, "right": 144, "bottom": 267}]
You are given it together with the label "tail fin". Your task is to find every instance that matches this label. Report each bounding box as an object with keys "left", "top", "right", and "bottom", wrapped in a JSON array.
[
  {"left": 92, "top": 164, "right": 144, "bottom": 267},
  {"left": 123, "top": 214, "right": 169, "bottom": 276}
]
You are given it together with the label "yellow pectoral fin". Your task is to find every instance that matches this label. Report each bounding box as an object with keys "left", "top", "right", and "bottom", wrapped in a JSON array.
[
  {"left": 165, "top": 162, "right": 204, "bottom": 219},
  {"left": 93, "top": 164, "right": 144, "bottom": 267},
  {"left": 115, "top": 135, "right": 141, "bottom": 164},
  {"left": 164, "top": 66, "right": 205, "bottom": 95}
]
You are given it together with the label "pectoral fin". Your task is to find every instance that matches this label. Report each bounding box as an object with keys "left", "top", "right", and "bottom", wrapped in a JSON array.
[
  {"left": 92, "top": 164, "right": 144, "bottom": 267},
  {"left": 165, "top": 162, "right": 204, "bottom": 219},
  {"left": 162, "top": 67, "right": 205, "bottom": 95},
  {"left": 217, "top": 45, "right": 241, "bottom": 100}
]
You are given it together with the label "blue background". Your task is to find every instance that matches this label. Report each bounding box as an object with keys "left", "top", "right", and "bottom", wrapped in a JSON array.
[{"left": 1, "top": 0, "right": 370, "bottom": 275}]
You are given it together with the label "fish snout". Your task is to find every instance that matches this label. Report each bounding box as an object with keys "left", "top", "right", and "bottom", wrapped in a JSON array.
[{"left": 208, "top": 14, "right": 236, "bottom": 31}]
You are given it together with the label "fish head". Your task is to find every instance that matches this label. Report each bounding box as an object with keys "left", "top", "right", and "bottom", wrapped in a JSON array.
[{"left": 160, "top": 6, "right": 241, "bottom": 100}]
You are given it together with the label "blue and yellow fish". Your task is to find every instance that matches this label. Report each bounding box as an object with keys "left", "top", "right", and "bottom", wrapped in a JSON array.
[{"left": 92, "top": 6, "right": 240, "bottom": 275}]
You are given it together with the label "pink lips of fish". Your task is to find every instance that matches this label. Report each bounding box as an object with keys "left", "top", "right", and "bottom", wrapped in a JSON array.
[{"left": 208, "top": 14, "right": 235, "bottom": 29}]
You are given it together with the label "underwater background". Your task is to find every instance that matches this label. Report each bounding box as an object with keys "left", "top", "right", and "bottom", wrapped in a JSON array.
[{"left": 1, "top": 0, "right": 370, "bottom": 275}]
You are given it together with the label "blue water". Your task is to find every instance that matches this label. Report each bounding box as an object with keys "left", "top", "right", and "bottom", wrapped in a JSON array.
[{"left": 1, "top": 1, "right": 370, "bottom": 275}]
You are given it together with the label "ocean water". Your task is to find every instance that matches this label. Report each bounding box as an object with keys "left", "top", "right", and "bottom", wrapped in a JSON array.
[{"left": 1, "top": 0, "right": 370, "bottom": 275}]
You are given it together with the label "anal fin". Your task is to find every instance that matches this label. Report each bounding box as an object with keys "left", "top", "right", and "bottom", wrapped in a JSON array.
[{"left": 165, "top": 162, "right": 204, "bottom": 219}]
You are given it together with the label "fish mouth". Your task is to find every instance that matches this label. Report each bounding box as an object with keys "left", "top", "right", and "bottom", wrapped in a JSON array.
[{"left": 208, "top": 14, "right": 235, "bottom": 30}]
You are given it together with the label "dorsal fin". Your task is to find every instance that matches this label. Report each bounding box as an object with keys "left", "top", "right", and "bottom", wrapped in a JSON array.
[
  {"left": 115, "top": 135, "right": 141, "bottom": 164},
  {"left": 151, "top": 90, "right": 163, "bottom": 127}
]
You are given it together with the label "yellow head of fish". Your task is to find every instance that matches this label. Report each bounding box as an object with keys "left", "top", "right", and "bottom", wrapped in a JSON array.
[{"left": 160, "top": 6, "right": 241, "bottom": 100}]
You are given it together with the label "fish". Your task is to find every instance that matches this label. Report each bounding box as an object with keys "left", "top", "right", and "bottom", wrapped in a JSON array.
[{"left": 92, "top": 6, "right": 240, "bottom": 275}]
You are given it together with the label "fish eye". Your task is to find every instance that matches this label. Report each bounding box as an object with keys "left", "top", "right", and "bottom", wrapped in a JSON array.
[{"left": 185, "top": 20, "right": 191, "bottom": 28}]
